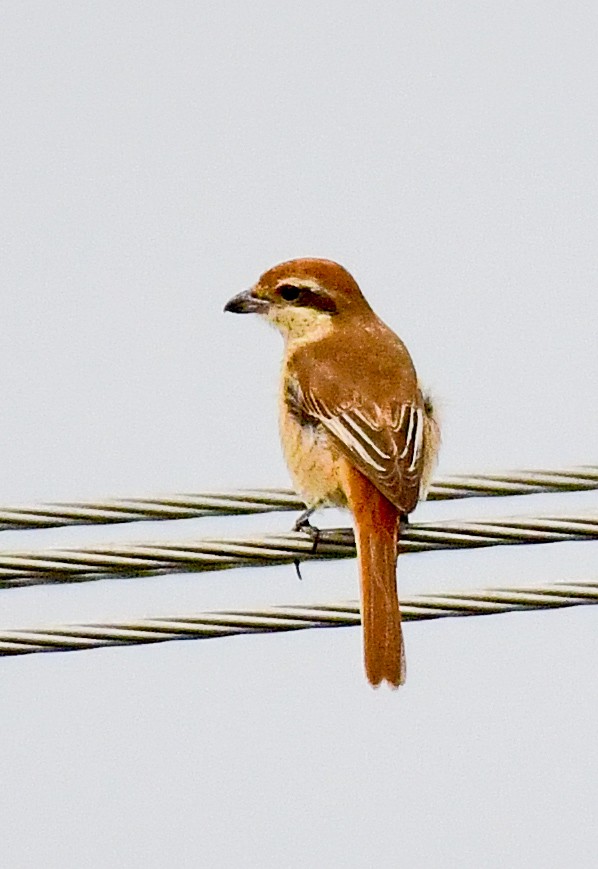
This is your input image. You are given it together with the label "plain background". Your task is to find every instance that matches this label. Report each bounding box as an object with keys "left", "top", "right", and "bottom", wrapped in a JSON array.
[{"left": 0, "top": 2, "right": 596, "bottom": 867}]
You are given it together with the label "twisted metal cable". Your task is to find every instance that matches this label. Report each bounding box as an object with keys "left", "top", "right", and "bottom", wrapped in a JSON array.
[
  {"left": 0, "top": 580, "right": 595, "bottom": 657},
  {"left": 0, "top": 514, "right": 596, "bottom": 589},
  {"left": 0, "top": 466, "right": 596, "bottom": 533}
]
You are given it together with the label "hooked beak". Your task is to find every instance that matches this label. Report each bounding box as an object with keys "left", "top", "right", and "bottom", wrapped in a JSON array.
[{"left": 224, "top": 288, "right": 269, "bottom": 314}]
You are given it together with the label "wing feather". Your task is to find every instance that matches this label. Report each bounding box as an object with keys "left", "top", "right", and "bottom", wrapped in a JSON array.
[{"left": 297, "top": 384, "right": 424, "bottom": 512}]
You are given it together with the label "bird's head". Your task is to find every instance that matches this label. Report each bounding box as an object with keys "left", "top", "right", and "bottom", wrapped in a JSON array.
[{"left": 224, "top": 258, "right": 370, "bottom": 342}]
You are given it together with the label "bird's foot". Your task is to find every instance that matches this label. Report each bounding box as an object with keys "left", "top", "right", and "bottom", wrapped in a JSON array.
[
  {"left": 293, "top": 506, "right": 322, "bottom": 580},
  {"left": 293, "top": 510, "right": 322, "bottom": 552},
  {"left": 293, "top": 505, "right": 317, "bottom": 533}
]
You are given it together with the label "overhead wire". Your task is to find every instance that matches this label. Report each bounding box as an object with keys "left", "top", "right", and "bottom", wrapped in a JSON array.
[
  {"left": 0, "top": 580, "right": 596, "bottom": 657},
  {"left": 0, "top": 465, "right": 595, "bottom": 659},
  {"left": 0, "top": 466, "right": 595, "bottom": 533},
  {"left": 0, "top": 514, "right": 595, "bottom": 588}
]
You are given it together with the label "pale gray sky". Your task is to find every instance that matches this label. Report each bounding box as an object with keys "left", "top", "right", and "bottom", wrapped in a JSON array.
[{"left": 0, "top": 2, "right": 596, "bottom": 867}]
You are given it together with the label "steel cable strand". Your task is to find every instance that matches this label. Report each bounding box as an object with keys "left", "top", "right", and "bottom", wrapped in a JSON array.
[
  {"left": 0, "top": 580, "right": 596, "bottom": 656},
  {"left": 0, "top": 514, "right": 596, "bottom": 588},
  {"left": 0, "top": 466, "right": 595, "bottom": 532}
]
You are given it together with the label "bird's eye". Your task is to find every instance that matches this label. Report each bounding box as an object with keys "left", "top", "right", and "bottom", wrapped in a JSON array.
[{"left": 278, "top": 284, "right": 301, "bottom": 302}]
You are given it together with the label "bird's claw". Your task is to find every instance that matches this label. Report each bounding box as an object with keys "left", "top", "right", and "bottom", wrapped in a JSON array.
[
  {"left": 293, "top": 505, "right": 317, "bottom": 532},
  {"left": 293, "top": 506, "right": 322, "bottom": 579}
]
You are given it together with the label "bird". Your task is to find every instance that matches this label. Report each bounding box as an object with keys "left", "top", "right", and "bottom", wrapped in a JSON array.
[{"left": 224, "top": 258, "right": 440, "bottom": 687}]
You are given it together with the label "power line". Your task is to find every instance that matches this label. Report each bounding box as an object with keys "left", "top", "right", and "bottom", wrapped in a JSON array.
[
  {"left": 0, "top": 513, "right": 596, "bottom": 588},
  {"left": 0, "top": 466, "right": 595, "bottom": 533},
  {"left": 0, "top": 579, "right": 595, "bottom": 657}
]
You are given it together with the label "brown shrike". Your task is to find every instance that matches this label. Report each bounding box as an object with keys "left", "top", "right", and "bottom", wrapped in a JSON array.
[{"left": 225, "top": 258, "right": 440, "bottom": 687}]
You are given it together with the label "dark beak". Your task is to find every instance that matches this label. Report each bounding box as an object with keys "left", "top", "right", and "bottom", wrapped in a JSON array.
[{"left": 224, "top": 289, "right": 269, "bottom": 314}]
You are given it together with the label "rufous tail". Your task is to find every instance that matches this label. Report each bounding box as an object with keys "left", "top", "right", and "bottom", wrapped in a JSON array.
[{"left": 341, "top": 464, "right": 405, "bottom": 688}]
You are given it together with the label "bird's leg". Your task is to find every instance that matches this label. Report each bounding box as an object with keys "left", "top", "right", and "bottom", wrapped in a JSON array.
[
  {"left": 293, "top": 505, "right": 322, "bottom": 549},
  {"left": 397, "top": 513, "right": 410, "bottom": 553},
  {"left": 293, "top": 504, "right": 322, "bottom": 580},
  {"left": 293, "top": 505, "right": 317, "bottom": 532}
]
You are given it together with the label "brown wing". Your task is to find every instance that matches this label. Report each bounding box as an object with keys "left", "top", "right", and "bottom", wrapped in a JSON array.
[
  {"left": 288, "top": 323, "right": 425, "bottom": 513},
  {"left": 303, "top": 389, "right": 424, "bottom": 513}
]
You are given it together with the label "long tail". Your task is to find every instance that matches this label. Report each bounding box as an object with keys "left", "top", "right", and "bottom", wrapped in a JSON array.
[{"left": 341, "top": 464, "right": 405, "bottom": 688}]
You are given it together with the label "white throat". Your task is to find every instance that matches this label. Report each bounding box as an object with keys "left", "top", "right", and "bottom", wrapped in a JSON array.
[{"left": 265, "top": 305, "right": 334, "bottom": 346}]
